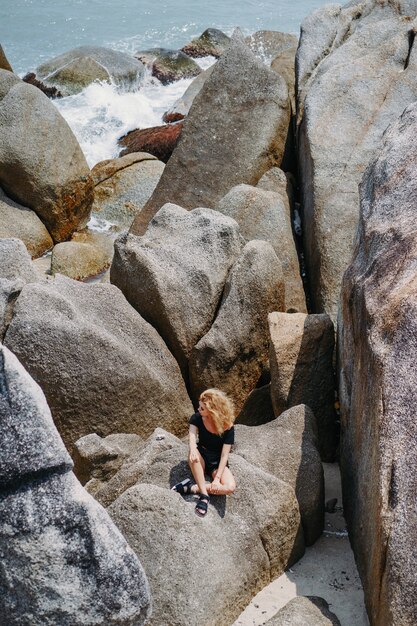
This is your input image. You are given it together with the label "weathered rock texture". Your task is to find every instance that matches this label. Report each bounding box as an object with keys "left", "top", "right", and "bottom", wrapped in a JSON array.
[
  {"left": 130, "top": 31, "right": 290, "bottom": 235},
  {"left": 0, "top": 45, "right": 13, "bottom": 72},
  {"left": 51, "top": 240, "right": 110, "bottom": 280},
  {"left": 265, "top": 596, "right": 341, "bottom": 625},
  {"left": 22, "top": 72, "right": 63, "bottom": 98},
  {"left": 0, "top": 345, "right": 151, "bottom": 625},
  {"left": 0, "top": 238, "right": 39, "bottom": 341},
  {"left": 235, "top": 405, "right": 324, "bottom": 545},
  {"left": 237, "top": 383, "right": 275, "bottom": 426},
  {"left": 111, "top": 204, "right": 244, "bottom": 378},
  {"left": 134, "top": 48, "right": 168, "bottom": 66},
  {"left": 84, "top": 428, "right": 188, "bottom": 506},
  {"left": 92, "top": 152, "right": 164, "bottom": 230},
  {"left": 271, "top": 46, "right": 297, "bottom": 114},
  {"left": 257, "top": 166, "right": 292, "bottom": 196},
  {"left": 0, "top": 238, "right": 39, "bottom": 284},
  {"left": 0, "top": 188, "right": 53, "bottom": 258},
  {"left": 181, "top": 28, "right": 230, "bottom": 58},
  {"left": 0, "top": 70, "right": 94, "bottom": 242},
  {"left": 245, "top": 31, "right": 298, "bottom": 61},
  {"left": 4, "top": 274, "right": 193, "bottom": 451},
  {"left": 100, "top": 429, "right": 305, "bottom": 626},
  {"left": 269, "top": 312, "right": 337, "bottom": 460},
  {"left": 70, "top": 228, "right": 115, "bottom": 268},
  {"left": 190, "top": 240, "right": 285, "bottom": 412},
  {"left": 119, "top": 122, "right": 183, "bottom": 163},
  {"left": 150, "top": 50, "right": 201, "bottom": 84},
  {"left": 0, "top": 279, "right": 23, "bottom": 341},
  {"left": 74, "top": 432, "right": 143, "bottom": 486},
  {"left": 162, "top": 66, "right": 215, "bottom": 122},
  {"left": 217, "top": 184, "right": 306, "bottom": 312},
  {"left": 296, "top": 0, "right": 417, "bottom": 320},
  {"left": 339, "top": 102, "right": 417, "bottom": 626},
  {"left": 34, "top": 46, "right": 144, "bottom": 96}
]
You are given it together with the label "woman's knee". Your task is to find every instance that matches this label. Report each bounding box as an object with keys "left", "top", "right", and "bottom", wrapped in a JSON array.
[{"left": 223, "top": 482, "right": 236, "bottom": 495}]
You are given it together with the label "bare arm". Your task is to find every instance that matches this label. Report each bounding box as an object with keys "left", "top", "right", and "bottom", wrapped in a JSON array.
[
  {"left": 213, "top": 444, "right": 232, "bottom": 482},
  {"left": 189, "top": 424, "right": 199, "bottom": 463}
]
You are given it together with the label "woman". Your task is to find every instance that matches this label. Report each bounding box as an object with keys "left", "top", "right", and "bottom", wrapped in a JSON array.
[{"left": 172, "top": 388, "right": 236, "bottom": 517}]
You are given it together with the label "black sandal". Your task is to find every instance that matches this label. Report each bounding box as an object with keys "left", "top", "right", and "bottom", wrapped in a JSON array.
[
  {"left": 195, "top": 494, "right": 210, "bottom": 517},
  {"left": 171, "top": 478, "right": 192, "bottom": 494}
]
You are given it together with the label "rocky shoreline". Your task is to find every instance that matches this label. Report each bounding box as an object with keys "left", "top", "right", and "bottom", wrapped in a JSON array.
[{"left": 1, "top": 2, "right": 416, "bottom": 624}]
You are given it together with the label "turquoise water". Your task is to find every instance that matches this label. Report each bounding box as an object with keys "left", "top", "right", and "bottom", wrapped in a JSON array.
[
  {"left": 2, "top": 0, "right": 326, "bottom": 74},
  {"left": 1, "top": 0, "right": 328, "bottom": 167}
]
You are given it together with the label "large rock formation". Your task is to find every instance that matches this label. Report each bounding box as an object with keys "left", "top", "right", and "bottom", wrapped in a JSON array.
[
  {"left": 217, "top": 184, "right": 306, "bottom": 312},
  {"left": 32, "top": 46, "right": 145, "bottom": 96},
  {"left": 0, "top": 344, "right": 151, "bottom": 625},
  {"left": 296, "top": 0, "right": 417, "bottom": 319},
  {"left": 4, "top": 274, "right": 193, "bottom": 451},
  {"left": 0, "top": 188, "right": 53, "bottom": 258},
  {"left": 74, "top": 432, "right": 143, "bottom": 486},
  {"left": 162, "top": 66, "right": 215, "bottom": 123},
  {"left": 130, "top": 31, "right": 290, "bottom": 235},
  {"left": 0, "top": 70, "right": 94, "bottom": 242},
  {"left": 92, "top": 152, "right": 164, "bottom": 230},
  {"left": 269, "top": 312, "right": 336, "bottom": 460},
  {"left": 77, "top": 416, "right": 323, "bottom": 625},
  {"left": 99, "top": 429, "right": 305, "bottom": 626},
  {"left": 339, "top": 102, "right": 417, "bottom": 625},
  {"left": 110, "top": 477, "right": 299, "bottom": 626},
  {"left": 82, "top": 428, "right": 190, "bottom": 506},
  {"left": 111, "top": 204, "right": 244, "bottom": 378},
  {"left": 189, "top": 240, "right": 285, "bottom": 411},
  {"left": 235, "top": 405, "right": 324, "bottom": 545}
]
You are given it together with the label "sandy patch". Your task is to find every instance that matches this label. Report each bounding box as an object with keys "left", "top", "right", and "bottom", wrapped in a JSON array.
[{"left": 233, "top": 463, "right": 369, "bottom": 626}]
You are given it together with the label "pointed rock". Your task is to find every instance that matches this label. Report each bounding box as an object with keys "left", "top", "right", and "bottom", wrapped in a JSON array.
[
  {"left": 190, "top": 240, "right": 285, "bottom": 411},
  {"left": 0, "top": 344, "right": 151, "bottom": 625},
  {"left": 130, "top": 31, "right": 290, "bottom": 234}
]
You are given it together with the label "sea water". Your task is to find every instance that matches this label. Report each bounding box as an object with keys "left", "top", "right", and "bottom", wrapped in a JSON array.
[{"left": 1, "top": 0, "right": 326, "bottom": 166}]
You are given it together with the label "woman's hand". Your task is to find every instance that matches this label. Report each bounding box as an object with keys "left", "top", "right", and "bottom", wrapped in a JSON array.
[
  {"left": 211, "top": 475, "right": 221, "bottom": 494},
  {"left": 189, "top": 448, "right": 199, "bottom": 463}
]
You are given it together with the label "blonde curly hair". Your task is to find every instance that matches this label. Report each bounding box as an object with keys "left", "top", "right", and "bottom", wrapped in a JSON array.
[{"left": 199, "top": 388, "right": 235, "bottom": 435}]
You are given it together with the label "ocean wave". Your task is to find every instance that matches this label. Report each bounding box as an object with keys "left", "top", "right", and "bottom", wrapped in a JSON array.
[{"left": 53, "top": 70, "right": 198, "bottom": 167}]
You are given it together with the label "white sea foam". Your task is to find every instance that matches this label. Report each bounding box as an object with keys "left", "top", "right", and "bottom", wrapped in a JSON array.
[
  {"left": 54, "top": 75, "right": 187, "bottom": 167},
  {"left": 87, "top": 215, "right": 117, "bottom": 233},
  {"left": 53, "top": 57, "right": 215, "bottom": 168}
]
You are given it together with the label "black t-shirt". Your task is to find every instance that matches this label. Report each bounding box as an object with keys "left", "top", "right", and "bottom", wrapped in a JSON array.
[{"left": 188, "top": 412, "right": 235, "bottom": 455}]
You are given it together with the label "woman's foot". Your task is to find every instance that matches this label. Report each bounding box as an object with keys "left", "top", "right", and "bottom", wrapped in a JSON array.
[
  {"left": 171, "top": 478, "right": 193, "bottom": 494},
  {"left": 195, "top": 494, "right": 210, "bottom": 517}
]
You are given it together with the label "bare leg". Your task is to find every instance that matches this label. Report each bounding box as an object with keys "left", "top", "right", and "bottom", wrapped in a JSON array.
[
  {"left": 207, "top": 467, "right": 236, "bottom": 496},
  {"left": 188, "top": 451, "right": 209, "bottom": 496}
]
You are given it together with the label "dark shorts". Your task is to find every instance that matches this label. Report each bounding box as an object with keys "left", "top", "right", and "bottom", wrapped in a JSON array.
[{"left": 198, "top": 445, "right": 228, "bottom": 476}]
